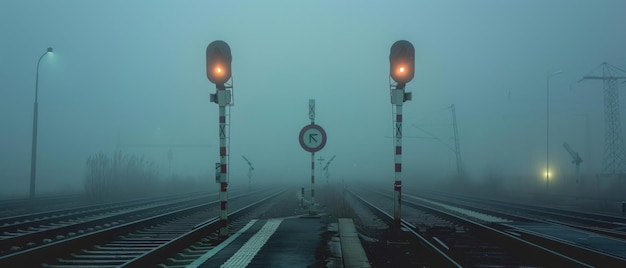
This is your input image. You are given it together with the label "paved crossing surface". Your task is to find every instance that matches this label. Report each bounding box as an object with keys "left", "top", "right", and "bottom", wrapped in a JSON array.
[{"left": 192, "top": 217, "right": 326, "bottom": 267}]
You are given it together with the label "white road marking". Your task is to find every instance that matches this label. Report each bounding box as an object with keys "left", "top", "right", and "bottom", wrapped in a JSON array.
[{"left": 221, "top": 219, "right": 283, "bottom": 267}]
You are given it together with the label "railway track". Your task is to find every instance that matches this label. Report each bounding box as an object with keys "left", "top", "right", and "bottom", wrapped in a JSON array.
[
  {"left": 124, "top": 189, "right": 289, "bottom": 267},
  {"left": 0, "top": 188, "right": 288, "bottom": 267},
  {"left": 347, "top": 187, "right": 605, "bottom": 267},
  {"left": 400, "top": 190, "right": 626, "bottom": 266},
  {"left": 0, "top": 195, "right": 83, "bottom": 218},
  {"left": 0, "top": 191, "right": 212, "bottom": 256},
  {"left": 416, "top": 190, "right": 626, "bottom": 239},
  {"left": 344, "top": 187, "right": 462, "bottom": 267}
]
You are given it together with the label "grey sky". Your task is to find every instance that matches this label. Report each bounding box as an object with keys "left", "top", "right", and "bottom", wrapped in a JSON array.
[{"left": 1, "top": 0, "right": 625, "bottom": 195}]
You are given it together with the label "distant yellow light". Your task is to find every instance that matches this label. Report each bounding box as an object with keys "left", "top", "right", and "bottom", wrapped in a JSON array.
[
  {"left": 541, "top": 169, "right": 555, "bottom": 180},
  {"left": 216, "top": 67, "right": 222, "bottom": 73},
  {"left": 399, "top": 66, "right": 405, "bottom": 73}
]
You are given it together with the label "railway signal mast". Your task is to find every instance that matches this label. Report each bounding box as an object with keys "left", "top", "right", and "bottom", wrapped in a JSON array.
[
  {"left": 242, "top": 155, "right": 254, "bottom": 189},
  {"left": 317, "top": 156, "right": 325, "bottom": 179},
  {"left": 563, "top": 142, "right": 583, "bottom": 184},
  {"left": 323, "top": 155, "right": 336, "bottom": 183},
  {"left": 451, "top": 104, "right": 463, "bottom": 178},
  {"left": 206, "top": 40, "right": 233, "bottom": 240},
  {"left": 389, "top": 40, "right": 415, "bottom": 229}
]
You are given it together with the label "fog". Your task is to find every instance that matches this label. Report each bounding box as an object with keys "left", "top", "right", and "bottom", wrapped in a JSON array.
[{"left": 1, "top": 1, "right": 625, "bottom": 196}]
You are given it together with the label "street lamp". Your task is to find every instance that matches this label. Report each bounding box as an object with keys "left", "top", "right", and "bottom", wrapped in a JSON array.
[
  {"left": 546, "top": 69, "right": 562, "bottom": 190},
  {"left": 30, "top": 47, "right": 53, "bottom": 199}
]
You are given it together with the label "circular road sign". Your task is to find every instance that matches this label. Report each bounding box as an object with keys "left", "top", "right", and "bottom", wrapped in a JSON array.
[{"left": 299, "top": 124, "right": 327, "bottom": 153}]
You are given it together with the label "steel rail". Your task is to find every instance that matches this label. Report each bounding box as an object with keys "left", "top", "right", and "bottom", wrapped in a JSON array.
[
  {"left": 347, "top": 189, "right": 463, "bottom": 267},
  {"left": 0, "top": 191, "right": 255, "bottom": 267},
  {"left": 122, "top": 189, "right": 285, "bottom": 267}
]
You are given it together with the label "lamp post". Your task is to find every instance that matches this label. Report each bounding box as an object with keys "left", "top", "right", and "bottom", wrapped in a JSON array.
[
  {"left": 546, "top": 69, "right": 562, "bottom": 190},
  {"left": 29, "top": 47, "right": 53, "bottom": 199}
]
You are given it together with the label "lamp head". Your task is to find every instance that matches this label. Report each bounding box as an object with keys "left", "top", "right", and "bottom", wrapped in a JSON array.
[{"left": 47, "top": 47, "right": 53, "bottom": 53}]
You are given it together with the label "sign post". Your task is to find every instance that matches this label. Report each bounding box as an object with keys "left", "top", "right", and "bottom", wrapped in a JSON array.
[{"left": 299, "top": 99, "right": 327, "bottom": 215}]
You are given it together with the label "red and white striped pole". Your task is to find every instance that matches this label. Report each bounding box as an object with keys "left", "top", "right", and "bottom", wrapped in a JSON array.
[
  {"left": 309, "top": 99, "right": 316, "bottom": 215},
  {"left": 310, "top": 152, "right": 316, "bottom": 214},
  {"left": 206, "top": 40, "right": 232, "bottom": 240},
  {"left": 391, "top": 84, "right": 411, "bottom": 229},
  {"left": 393, "top": 101, "right": 403, "bottom": 229},
  {"left": 389, "top": 40, "right": 414, "bottom": 230},
  {"left": 217, "top": 87, "right": 229, "bottom": 239},
  {"left": 299, "top": 99, "right": 326, "bottom": 215}
]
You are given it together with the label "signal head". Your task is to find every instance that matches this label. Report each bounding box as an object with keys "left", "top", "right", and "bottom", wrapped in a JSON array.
[
  {"left": 206, "top": 40, "right": 232, "bottom": 85},
  {"left": 389, "top": 40, "right": 415, "bottom": 84}
]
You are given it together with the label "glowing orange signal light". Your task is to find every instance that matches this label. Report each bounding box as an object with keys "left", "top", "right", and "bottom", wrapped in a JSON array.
[
  {"left": 206, "top": 41, "right": 232, "bottom": 85},
  {"left": 389, "top": 40, "right": 415, "bottom": 84}
]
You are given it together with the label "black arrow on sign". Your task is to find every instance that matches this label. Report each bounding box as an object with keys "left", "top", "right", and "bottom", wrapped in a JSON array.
[{"left": 309, "top": 133, "right": 319, "bottom": 143}]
